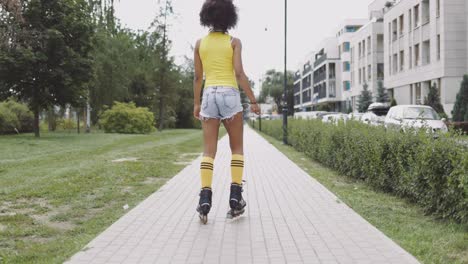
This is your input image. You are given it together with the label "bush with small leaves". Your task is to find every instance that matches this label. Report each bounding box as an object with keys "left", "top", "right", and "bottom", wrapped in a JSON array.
[{"left": 99, "top": 102, "right": 156, "bottom": 134}]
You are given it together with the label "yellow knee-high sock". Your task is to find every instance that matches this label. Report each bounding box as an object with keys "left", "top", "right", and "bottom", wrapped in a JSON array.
[
  {"left": 200, "top": 157, "right": 214, "bottom": 188},
  {"left": 231, "top": 154, "right": 244, "bottom": 184}
]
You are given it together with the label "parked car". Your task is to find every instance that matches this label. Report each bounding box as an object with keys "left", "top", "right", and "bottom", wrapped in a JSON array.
[
  {"left": 348, "top": 112, "right": 364, "bottom": 121},
  {"left": 361, "top": 103, "right": 390, "bottom": 126},
  {"left": 293, "top": 111, "right": 328, "bottom": 120},
  {"left": 322, "top": 113, "right": 348, "bottom": 124},
  {"left": 384, "top": 105, "right": 448, "bottom": 134}
]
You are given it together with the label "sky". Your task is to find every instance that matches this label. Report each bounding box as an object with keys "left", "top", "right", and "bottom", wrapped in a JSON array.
[{"left": 115, "top": 0, "right": 373, "bottom": 90}]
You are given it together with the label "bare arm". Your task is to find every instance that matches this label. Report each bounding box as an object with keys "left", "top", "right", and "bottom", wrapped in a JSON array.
[
  {"left": 193, "top": 39, "right": 203, "bottom": 119},
  {"left": 232, "top": 38, "right": 256, "bottom": 104}
]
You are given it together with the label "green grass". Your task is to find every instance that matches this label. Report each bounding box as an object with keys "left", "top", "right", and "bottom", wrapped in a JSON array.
[
  {"left": 257, "top": 131, "right": 468, "bottom": 264},
  {"left": 0, "top": 129, "right": 225, "bottom": 263}
]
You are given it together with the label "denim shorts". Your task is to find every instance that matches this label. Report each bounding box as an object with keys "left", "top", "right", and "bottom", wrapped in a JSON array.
[{"left": 199, "top": 86, "right": 243, "bottom": 121}]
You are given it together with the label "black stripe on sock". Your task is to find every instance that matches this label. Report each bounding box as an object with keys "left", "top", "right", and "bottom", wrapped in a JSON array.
[{"left": 201, "top": 162, "right": 214, "bottom": 166}]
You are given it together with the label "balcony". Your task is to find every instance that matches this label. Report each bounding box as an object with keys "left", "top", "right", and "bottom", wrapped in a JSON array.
[{"left": 314, "top": 54, "right": 327, "bottom": 68}]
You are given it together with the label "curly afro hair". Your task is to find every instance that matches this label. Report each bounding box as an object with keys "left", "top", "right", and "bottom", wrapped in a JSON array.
[{"left": 199, "top": 0, "right": 238, "bottom": 32}]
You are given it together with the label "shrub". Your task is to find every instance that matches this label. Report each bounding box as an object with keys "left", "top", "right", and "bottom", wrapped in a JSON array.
[
  {"left": 99, "top": 102, "right": 155, "bottom": 134},
  {"left": 0, "top": 99, "right": 33, "bottom": 134},
  {"left": 254, "top": 119, "right": 468, "bottom": 223}
]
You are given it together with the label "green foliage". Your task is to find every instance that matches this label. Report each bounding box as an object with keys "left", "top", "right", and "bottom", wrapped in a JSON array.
[
  {"left": 425, "top": 83, "right": 446, "bottom": 117},
  {"left": 390, "top": 97, "right": 398, "bottom": 107},
  {"left": 358, "top": 83, "right": 373, "bottom": 112},
  {"left": 452, "top": 75, "right": 468, "bottom": 122},
  {"left": 260, "top": 69, "right": 294, "bottom": 115},
  {"left": 375, "top": 80, "right": 389, "bottom": 103},
  {"left": 0, "top": 99, "right": 33, "bottom": 134},
  {"left": 0, "top": 0, "right": 95, "bottom": 137},
  {"left": 254, "top": 119, "right": 468, "bottom": 223},
  {"left": 99, "top": 102, "right": 156, "bottom": 134}
]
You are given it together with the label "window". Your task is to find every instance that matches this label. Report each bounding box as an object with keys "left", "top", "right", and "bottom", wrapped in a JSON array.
[
  {"left": 359, "top": 69, "right": 362, "bottom": 84},
  {"left": 410, "top": 84, "right": 414, "bottom": 104},
  {"left": 400, "top": 50, "right": 405, "bottom": 71},
  {"left": 392, "top": 19, "right": 398, "bottom": 41},
  {"left": 399, "top": 14, "right": 404, "bottom": 36},
  {"left": 377, "top": 63, "right": 384, "bottom": 80},
  {"left": 343, "top": 81, "right": 351, "bottom": 91},
  {"left": 367, "top": 36, "right": 371, "bottom": 55},
  {"left": 415, "top": 83, "right": 422, "bottom": 104},
  {"left": 422, "top": 0, "right": 430, "bottom": 24},
  {"left": 414, "top": 4, "right": 420, "bottom": 27},
  {"left": 436, "top": 0, "right": 441, "bottom": 17},
  {"left": 363, "top": 40, "right": 366, "bottom": 57},
  {"left": 423, "top": 40, "right": 430, "bottom": 65},
  {"left": 409, "top": 46, "right": 413, "bottom": 69},
  {"left": 377, "top": 34, "right": 384, "bottom": 52},
  {"left": 362, "top": 67, "right": 366, "bottom": 83},
  {"left": 368, "top": 65, "right": 372, "bottom": 81},
  {"left": 343, "top": 61, "right": 351, "bottom": 72},
  {"left": 389, "top": 56, "right": 392, "bottom": 76},
  {"left": 393, "top": 54, "right": 398, "bottom": 74},
  {"left": 388, "top": 22, "right": 392, "bottom": 43},
  {"left": 358, "top": 42, "right": 362, "bottom": 58},
  {"left": 437, "top": 35, "right": 441, "bottom": 60},
  {"left": 343, "top": 42, "right": 350, "bottom": 52},
  {"left": 329, "top": 81, "right": 336, "bottom": 97},
  {"left": 409, "top": 9, "right": 412, "bottom": 30},
  {"left": 415, "top": 44, "right": 420, "bottom": 66}
]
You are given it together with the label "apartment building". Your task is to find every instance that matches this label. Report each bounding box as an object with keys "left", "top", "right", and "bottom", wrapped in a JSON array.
[
  {"left": 348, "top": 4, "right": 386, "bottom": 111},
  {"left": 293, "top": 52, "right": 315, "bottom": 111},
  {"left": 384, "top": 0, "right": 468, "bottom": 115},
  {"left": 337, "top": 19, "right": 368, "bottom": 111},
  {"left": 310, "top": 38, "right": 341, "bottom": 111}
]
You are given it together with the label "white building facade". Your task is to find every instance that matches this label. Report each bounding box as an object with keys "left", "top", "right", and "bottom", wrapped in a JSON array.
[
  {"left": 384, "top": 0, "right": 468, "bottom": 115},
  {"left": 312, "top": 37, "right": 342, "bottom": 111},
  {"left": 349, "top": 9, "right": 385, "bottom": 111}
]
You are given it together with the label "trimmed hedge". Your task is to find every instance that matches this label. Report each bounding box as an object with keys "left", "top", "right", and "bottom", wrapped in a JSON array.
[
  {"left": 253, "top": 119, "right": 468, "bottom": 223},
  {"left": 99, "top": 102, "right": 156, "bottom": 134}
]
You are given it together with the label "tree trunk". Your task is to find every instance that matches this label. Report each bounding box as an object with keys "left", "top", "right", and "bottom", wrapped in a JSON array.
[
  {"left": 34, "top": 106, "right": 40, "bottom": 138},
  {"left": 158, "top": 96, "right": 164, "bottom": 131}
]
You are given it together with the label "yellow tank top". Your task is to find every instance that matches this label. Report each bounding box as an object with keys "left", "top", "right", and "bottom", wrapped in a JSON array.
[{"left": 199, "top": 32, "right": 238, "bottom": 88}]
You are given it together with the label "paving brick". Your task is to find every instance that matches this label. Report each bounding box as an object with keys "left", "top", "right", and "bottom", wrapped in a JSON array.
[{"left": 65, "top": 126, "right": 420, "bottom": 264}]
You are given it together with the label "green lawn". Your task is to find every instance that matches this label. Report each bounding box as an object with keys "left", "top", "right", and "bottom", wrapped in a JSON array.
[
  {"left": 0, "top": 129, "right": 221, "bottom": 263},
  {"left": 258, "top": 132, "right": 468, "bottom": 264}
]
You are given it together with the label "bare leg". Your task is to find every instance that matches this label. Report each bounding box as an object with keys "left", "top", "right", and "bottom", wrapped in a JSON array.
[
  {"left": 202, "top": 118, "right": 221, "bottom": 158},
  {"left": 222, "top": 112, "right": 244, "bottom": 155}
]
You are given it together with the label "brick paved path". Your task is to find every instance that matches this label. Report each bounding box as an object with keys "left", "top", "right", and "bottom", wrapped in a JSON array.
[{"left": 66, "top": 126, "right": 419, "bottom": 264}]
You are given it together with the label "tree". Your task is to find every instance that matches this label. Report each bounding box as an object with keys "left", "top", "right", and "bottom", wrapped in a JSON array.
[
  {"left": 357, "top": 83, "right": 373, "bottom": 112},
  {"left": 452, "top": 75, "right": 468, "bottom": 122},
  {"left": 375, "top": 80, "right": 389, "bottom": 103},
  {"left": 260, "top": 69, "right": 294, "bottom": 115},
  {"left": 424, "top": 83, "right": 446, "bottom": 116},
  {"left": 0, "top": 0, "right": 95, "bottom": 137}
]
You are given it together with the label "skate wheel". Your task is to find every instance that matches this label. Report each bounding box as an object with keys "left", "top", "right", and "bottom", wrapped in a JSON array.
[{"left": 199, "top": 214, "right": 208, "bottom": 224}]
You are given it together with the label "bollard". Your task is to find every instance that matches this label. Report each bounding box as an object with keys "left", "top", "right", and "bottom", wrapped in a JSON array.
[{"left": 259, "top": 114, "right": 262, "bottom": 132}]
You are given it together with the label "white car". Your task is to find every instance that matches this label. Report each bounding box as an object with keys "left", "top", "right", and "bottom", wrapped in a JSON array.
[
  {"left": 322, "top": 113, "right": 348, "bottom": 124},
  {"left": 348, "top": 112, "right": 364, "bottom": 121},
  {"left": 361, "top": 103, "right": 390, "bottom": 126},
  {"left": 384, "top": 105, "right": 448, "bottom": 134},
  {"left": 293, "top": 111, "right": 328, "bottom": 120}
]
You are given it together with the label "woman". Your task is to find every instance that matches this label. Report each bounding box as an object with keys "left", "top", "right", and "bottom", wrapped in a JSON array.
[{"left": 193, "top": 0, "right": 260, "bottom": 224}]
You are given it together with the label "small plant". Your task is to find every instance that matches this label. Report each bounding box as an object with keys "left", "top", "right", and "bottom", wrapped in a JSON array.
[
  {"left": 425, "top": 83, "right": 446, "bottom": 117},
  {"left": 99, "top": 102, "right": 156, "bottom": 134},
  {"left": 358, "top": 83, "right": 373, "bottom": 112},
  {"left": 452, "top": 75, "right": 468, "bottom": 122},
  {"left": 0, "top": 99, "right": 34, "bottom": 134}
]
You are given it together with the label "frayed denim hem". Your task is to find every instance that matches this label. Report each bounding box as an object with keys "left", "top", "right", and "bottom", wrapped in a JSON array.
[{"left": 199, "top": 110, "right": 243, "bottom": 122}]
